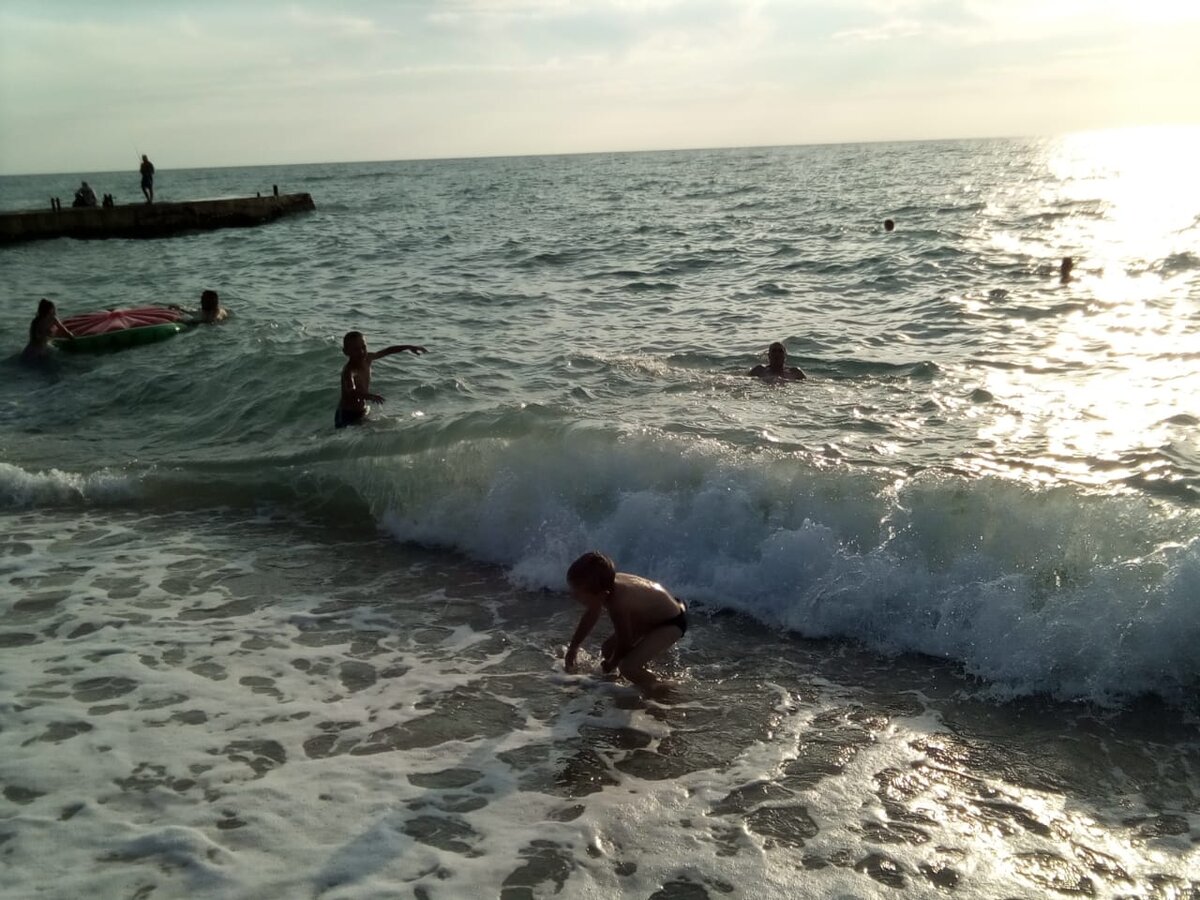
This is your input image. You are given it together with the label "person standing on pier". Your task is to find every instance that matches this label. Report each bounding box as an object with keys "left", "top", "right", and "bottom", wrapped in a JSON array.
[{"left": 139, "top": 155, "right": 155, "bottom": 203}]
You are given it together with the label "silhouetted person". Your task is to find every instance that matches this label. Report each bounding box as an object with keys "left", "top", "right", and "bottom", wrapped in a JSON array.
[
  {"left": 72, "top": 181, "right": 97, "bottom": 208},
  {"left": 883, "top": 219, "right": 895, "bottom": 232},
  {"left": 750, "top": 342, "right": 806, "bottom": 382},
  {"left": 198, "top": 289, "right": 229, "bottom": 324},
  {"left": 170, "top": 289, "right": 231, "bottom": 324},
  {"left": 140, "top": 155, "right": 155, "bottom": 203},
  {"left": 21, "top": 299, "right": 73, "bottom": 363},
  {"left": 1060, "top": 256, "right": 1074, "bottom": 283},
  {"left": 335, "top": 331, "right": 428, "bottom": 429}
]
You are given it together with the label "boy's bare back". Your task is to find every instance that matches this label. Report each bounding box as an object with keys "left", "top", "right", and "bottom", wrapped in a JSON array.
[
  {"left": 607, "top": 574, "right": 683, "bottom": 640},
  {"left": 564, "top": 552, "right": 688, "bottom": 694}
]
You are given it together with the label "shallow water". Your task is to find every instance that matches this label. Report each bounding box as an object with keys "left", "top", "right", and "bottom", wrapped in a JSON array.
[
  {"left": 2, "top": 510, "right": 1196, "bottom": 898},
  {"left": 1, "top": 133, "right": 1199, "bottom": 896}
]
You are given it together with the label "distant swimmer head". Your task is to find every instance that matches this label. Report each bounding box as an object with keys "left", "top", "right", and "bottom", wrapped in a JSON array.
[
  {"left": 567, "top": 551, "right": 616, "bottom": 603},
  {"left": 200, "top": 290, "right": 219, "bottom": 312},
  {"left": 883, "top": 219, "right": 895, "bottom": 232},
  {"left": 37, "top": 298, "right": 56, "bottom": 318},
  {"left": 343, "top": 330, "right": 367, "bottom": 358},
  {"left": 768, "top": 341, "right": 788, "bottom": 367},
  {"left": 1060, "top": 256, "right": 1074, "bottom": 281}
]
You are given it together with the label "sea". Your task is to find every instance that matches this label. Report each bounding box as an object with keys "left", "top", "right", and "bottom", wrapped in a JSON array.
[{"left": 1, "top": 131, "right": 1199, "bottom": 899}]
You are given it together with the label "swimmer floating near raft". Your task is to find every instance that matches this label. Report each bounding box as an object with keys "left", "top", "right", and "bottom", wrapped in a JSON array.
[
  {"left": 21, "top": 299, "right": 74, "bottom": 363},
  {"left": 335, "top": 330, "right": 428, "bottom": 429}
]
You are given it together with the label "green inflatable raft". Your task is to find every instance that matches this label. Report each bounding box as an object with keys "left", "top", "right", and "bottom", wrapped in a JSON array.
[{"left": 54, "top": 307, "right": 187, "bottom": 354}]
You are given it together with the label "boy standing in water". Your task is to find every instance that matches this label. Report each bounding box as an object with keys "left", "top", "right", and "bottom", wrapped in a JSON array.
[
  {"left": 564, "top": 551, "right": 688, "bottom": 695},
  {"left": 335, "top": 330, "right": 427, "bottom": 428}
]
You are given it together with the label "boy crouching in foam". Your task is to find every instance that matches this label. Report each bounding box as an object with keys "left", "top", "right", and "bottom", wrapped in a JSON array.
[{"left": 563, "top": 551, "right": 687, "bottom": 695}]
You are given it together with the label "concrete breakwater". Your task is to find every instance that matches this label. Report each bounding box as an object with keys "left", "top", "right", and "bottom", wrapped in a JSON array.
[{"left": 0, "top": 192, "right": 315, "bottom": 244}]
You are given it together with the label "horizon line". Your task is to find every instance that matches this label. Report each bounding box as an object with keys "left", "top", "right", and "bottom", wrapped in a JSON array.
[
  {"left": 1, "top": 133, "right": 1032, "bottom": 179},
  {"left": 4, "top": 122, "right": 1198, "bottom": 179}
]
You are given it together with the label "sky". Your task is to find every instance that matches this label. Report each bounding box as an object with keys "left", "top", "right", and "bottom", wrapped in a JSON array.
[{"left": 1, "top": 0, "right": 1199, "bottom": 174}]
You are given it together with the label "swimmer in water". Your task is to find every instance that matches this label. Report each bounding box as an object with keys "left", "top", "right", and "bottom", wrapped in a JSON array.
[
  {"left": 173, "top": 289, "right": 230, "bottom": 324},
  {"left": 749, "top": 341, "right": 806, "bottom": 382},
  {"left": 21, "top": 299, "right": 73, "bottom": 363},
  {"left": 563, "top": 551, "right": 687, "bottom": 696},
  {"left": 1060, "top": 256, "right": 1074, "bottom": 283},
  {"left": 197, "top": 289, "right": 229, "bottom": 324},
  {"left": 335, "top": 330, "right": 427, "bottom": 429},
  {"left": 883, "top": 218, "right": 895, "bottom": 232}
]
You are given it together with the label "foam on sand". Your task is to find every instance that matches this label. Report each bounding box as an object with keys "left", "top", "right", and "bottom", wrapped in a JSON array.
[{"left": 2, "top": 509, "right": 1195, "bottom": 898}]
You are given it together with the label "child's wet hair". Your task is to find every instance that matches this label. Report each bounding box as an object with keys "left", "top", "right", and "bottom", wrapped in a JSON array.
[
  {"left": 200, "top": 290, "right": 219, "bottom": 311},
  {"left": 567, "top": 551, "right": 616, "bottom": 593},
  {"left": 343, "top": 330, "right": 364, "bottom": 354},
  {"left": 37, "top": 298, "right": 55, "bottom": 317}
]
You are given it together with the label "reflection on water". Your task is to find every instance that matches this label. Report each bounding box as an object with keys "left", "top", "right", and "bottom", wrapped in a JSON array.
[{"left": 965, "top": 126, "right": 1200, "bottom": 495}]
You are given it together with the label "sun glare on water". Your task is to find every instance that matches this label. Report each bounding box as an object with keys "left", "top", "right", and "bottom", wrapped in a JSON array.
[{"left": 973, "top": 125, "right": 1200, "bottom": 493}]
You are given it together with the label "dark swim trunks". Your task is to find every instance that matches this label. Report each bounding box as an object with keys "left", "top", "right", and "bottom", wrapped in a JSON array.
[
  {"left": 662, "top": 601, "right": 688, "bottom": 636},
  {"left": 334, "top": 407, "right": 365, "bottom": 429}
]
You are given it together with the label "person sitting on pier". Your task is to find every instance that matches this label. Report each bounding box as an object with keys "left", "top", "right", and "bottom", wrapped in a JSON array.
[
  {"left": 140, "top": 155, "right": 155, "bottom": 203},
  {"left": 21, "top": 299, "right": 74, "bottom": 363},
  {"left": 72, "top": 181, "right": 98, "bottom": 208},
  {"left": 750, "top": 341, "right": 806, "bottom": 382}
]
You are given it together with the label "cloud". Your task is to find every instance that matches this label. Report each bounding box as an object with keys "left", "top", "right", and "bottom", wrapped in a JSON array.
[
  {"left": 1, "top": 0, "right": 1198, "bottom": 173},
  {"left": 833, "top": 18, "right": 926, "bottom": 41},
  {"left": 287, "top": 6, "right": 383, "bottom": 37}
]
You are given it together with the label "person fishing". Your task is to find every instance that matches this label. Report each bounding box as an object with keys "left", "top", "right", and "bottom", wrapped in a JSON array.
[{"left": 139, "top": 155, "right": 155, "bottom": 203}]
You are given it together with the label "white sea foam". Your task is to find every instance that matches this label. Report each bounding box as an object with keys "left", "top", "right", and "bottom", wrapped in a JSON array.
[
  {"left": 2, "top": 509, "right": 1195, "bottom": 899},
  {"left": 0, "top": 461, "right": 137, "bottom": 507},
  {"left": 374, "top": 429, "right": 1200, "bottom": 705},
  {"left": 3, "top": 418, "right": 1199, "bottom": 708}
]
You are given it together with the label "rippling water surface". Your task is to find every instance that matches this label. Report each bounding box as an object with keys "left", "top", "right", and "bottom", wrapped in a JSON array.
[{"left": 1, "top": 131, "right": 1198, "bottom": 898}]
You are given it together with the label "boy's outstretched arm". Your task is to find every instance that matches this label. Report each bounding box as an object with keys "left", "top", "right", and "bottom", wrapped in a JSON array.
[
  {"left": 565, "top": 603, "right": 601, "bottom": 673},
  {"left": 370, "top": 344, "right": 428, "bottom": 361}
]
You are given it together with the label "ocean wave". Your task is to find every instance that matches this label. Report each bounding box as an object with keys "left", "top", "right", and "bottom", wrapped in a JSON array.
[
  {"left": 0, "top": 462, "right": 139, "bottom": 507},
  {"left": 3, "top": 425, "right": 1199, "bottom": 708},
  {"left": 361, "top": 430, "right": 1198, "bottom": 707}
]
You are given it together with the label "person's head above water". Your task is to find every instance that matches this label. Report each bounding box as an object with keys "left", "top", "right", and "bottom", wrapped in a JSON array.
[
  {"left": 343, "top": 330, "right": 368, "bottom": 359},
  {"left": 567, "top": 551, "right": 616, "bottom": 603},
  {"left": 142, "top": 155, "right": 149, "bottom": 163},
  {"left": 1060, "top": 256, "right": 1074, "bottom": 280},
  {"left": 200, "top": 290, "right": 220, "bottom": 312},
  {"left": 36, "top": 298, "right": 56, "bottom": 319},
  {"left": 883, "top": 219, "right": 895, "bottom": 232},
  {"left": 767, "top": 341, "right": 788, "bottom": 370}
]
